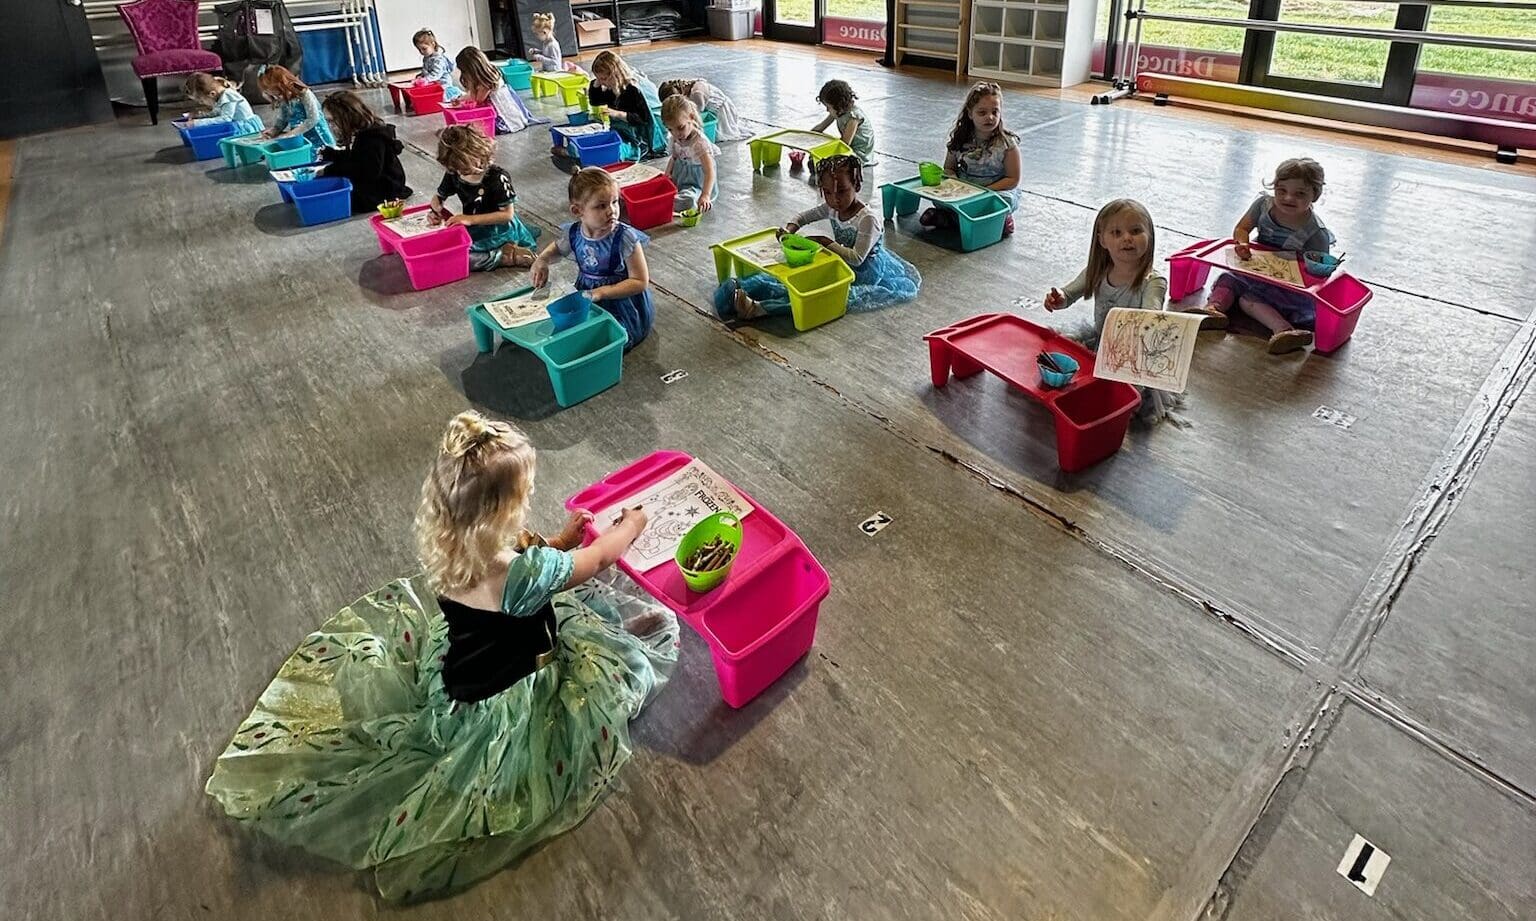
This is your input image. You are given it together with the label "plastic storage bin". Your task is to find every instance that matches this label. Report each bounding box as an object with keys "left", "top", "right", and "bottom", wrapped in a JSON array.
[
  {"left": 702, "top": 110, "right": 719, "bottom": 143},
  {"left": 285, "top": 177, "right": 353, "bottom": 226},
  {"left": 219, "top": 135, "right": 266, "bottom": 168},
  {"left": 403, "top": 82, "right": 445, "bottom": 115},
  {"left": 712, "top": 229, "right": 854, "bottom": 332},
  {"left": 183, "top": 122, "right": 239, "bottom": 160},
  {"left": 442, "top": 103, "right": 498, "bottom": 137},
  {"left": 498, "top": 58, "right": 533, "bottom": 93},
  {"left": 546, "top": 290, "right": 592, "bottom": 332},
  {"left": 1051, "top": 379, "right": 1141, "bottom": 472},
  {"left": 530, "top": 71, "right": 589, "bottom": 105},
  {"left": 370, "top": 205, "right": 472, "bottom": 290},
  {"left": 262, "top": 137, "right": 315, "bottom": 170},
  {"left": 538, "top": 313, "right": 627, "bottom": 406},
  {"left": 951, "top": 193, "right": 1011, "bottom": 251},
  {"left": 567, "top": 130, "right": 623, "bottom": 167},
  {"left": 708, "top": 7, "right": 754, "bottom": 40},
  {"left": 603, "top": 163, "right": 677, "bottom": 230}
]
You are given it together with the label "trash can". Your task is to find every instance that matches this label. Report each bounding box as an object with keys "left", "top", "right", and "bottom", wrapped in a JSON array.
[{"left": 707, "top": 7, "right": 755, "bottom": 41}]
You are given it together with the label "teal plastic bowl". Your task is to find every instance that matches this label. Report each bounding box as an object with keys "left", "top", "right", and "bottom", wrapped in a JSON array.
[
  {"left": 1038, "top": 351, "right": 1079, "bottom": 389},
  {"left": 1303, "top": 251, "right": 1340, "bottom": 277}
]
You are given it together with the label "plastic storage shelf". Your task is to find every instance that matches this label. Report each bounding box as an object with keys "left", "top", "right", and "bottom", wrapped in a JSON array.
[
  {"left": 748, "top": 129, "right": 853, "bottom": 172},
  {"left": 881, "top": 175, "right": 1010, "bottom": 251},
  {"left": 369, "top": 205, "right": 472, "bottom": 290},
  {"left": 530, "top": 71, "right": 590, "bottom": 105},
  {"left": 711, "top": 228, "right": 855, "bottom": 332},
  {"left": 565, "top": 450, "right": 831, "bottom": 708},
  {"left": 925, "top": 313, "right": 1141, "bottom": 471},
  {"left": 1166, "top": 238, "right": 1373, "bottom": 353}
]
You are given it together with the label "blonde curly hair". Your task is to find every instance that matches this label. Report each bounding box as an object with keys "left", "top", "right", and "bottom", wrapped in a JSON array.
[
  {"left": 531, "top": 11, "right": 555, "bottom": 33},
  {"left": 414, "top": 412, "right": 537, "bottom": 593}
]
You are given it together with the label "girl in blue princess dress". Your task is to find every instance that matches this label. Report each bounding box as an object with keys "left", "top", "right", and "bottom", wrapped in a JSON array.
[
  {"left": 660, "top": 95, "right": 718, "bottom": 213},
  {"left": 714, "top": 155, "right": 921, "bottom": 322},
  {"left": 411, "top": 28, "right": 463, "bottom": 102},
  {"left": 256, "top": 65, "right": 337, "bottom": 148},
  {"left": 429, "top": 125, "right": 538, "bottom": 271},
  {"left": 182, "top": 73, "right": 264, "bottom": 136},
  {"left": 530, "top": 168, "right": 655, "bottom": 349},
  {"left": 1180, "top": 157, "right": 1336, "bottom": 355},
  {"left": 924, "top": 81, "right": 1023, "bottom": 236}
]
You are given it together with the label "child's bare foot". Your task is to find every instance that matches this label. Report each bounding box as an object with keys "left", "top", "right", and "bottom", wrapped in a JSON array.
[
  {"left": 1177, "top": 304, "right": 1229, "bottom": 331},
  {"left": 1267, "top": 328, "right": 1313, "bottom": 354},
  {"left": 734, "top": 288, "right": 766, "bottom": 320},
  {"left": 501, "top": 243, "right": 535, "bottom": 268}
]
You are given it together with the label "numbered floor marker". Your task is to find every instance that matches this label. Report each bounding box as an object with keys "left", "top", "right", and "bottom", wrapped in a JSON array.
[
  {"left": 858, "top": 511, "right": 892, "bottom": 536},
  {"left": 1336, "top": 833, "right": 1390, "bottom": 897}
]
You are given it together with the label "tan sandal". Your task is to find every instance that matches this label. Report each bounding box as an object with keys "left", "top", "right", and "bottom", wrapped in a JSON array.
[
  {"left": 1177, "top": 303, "right": 1229, "bottom": 331},
  {"left": 734, "top": 288, "right": 766, "bottom": 320},
  {"left": 1267, "top": 328, "right": 1313, "bottom": 354},
  {"left": 501, "top": 244, "right": 535, "bottom": 269}
]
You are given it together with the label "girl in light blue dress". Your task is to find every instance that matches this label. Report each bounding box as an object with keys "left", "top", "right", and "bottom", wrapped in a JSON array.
[
  {"left": 205, "top": 411, "right": 677, "bottom": 902},
  {"left": 183, "top": 73, "right": 264, "bottom": 135},
  {"left": 661, "top": 96, "right": 719, "bottom": 213},
  {"left": 257, "top": 65, "right": 337, "bottom": 147},
  {"left": 714, "top": 155, "right": 920, "bottom": 322},
  {"left": 530, "top": 169, "right": 655, "bottom": 349},
  {"left": 411, "top": 28, "right": 463, "bottom": 102},
  {"left": 1185, "top": 158, "right": 1336, "bottom": 354}
]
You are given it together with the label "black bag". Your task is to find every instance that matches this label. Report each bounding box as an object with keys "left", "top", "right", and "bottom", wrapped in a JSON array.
[{"left": 212, "top": 0, "right": 304, "bottom": 102}]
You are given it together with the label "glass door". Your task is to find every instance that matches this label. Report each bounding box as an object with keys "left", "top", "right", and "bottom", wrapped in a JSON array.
[
  {"left": 1244, "top": 0, "right": 1430, "bottom": 105},
  {"left": 763, "top": 0, "right": 822, "bottom": 43}
]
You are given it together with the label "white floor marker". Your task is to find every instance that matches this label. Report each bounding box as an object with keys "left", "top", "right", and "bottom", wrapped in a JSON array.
[
  {"left": 661, "top": 369, "right": 689, "bottom": 384},
  {"left": 1313, "top": 405, "right": 1357, "bottom": 430},
  {"left": 858, "top": 511, "right": 892, "bottom": 536},
  {"left": 1337, "top": 833, "right": 1391, "bottom": 896}
]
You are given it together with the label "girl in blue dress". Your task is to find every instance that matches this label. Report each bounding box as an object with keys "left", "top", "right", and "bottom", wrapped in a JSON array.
[
  {"left": 714, "top": 155, "right": 921, "bottom": 322},
  {"left": 429, "top": 125, "right": 539, "bottom": 271},
  {"left": 660, "top": 95, "right": 719, "bottom": 213},
  {"left": 1184, "top": 157, "right": 1336, "bottom": 354},
  {"left": 411, "top": 28, "right": 463, "bottom": 102},
  {"left": 257, "top": 65, "right": 337, "bottom": 148},
  {"left": 530, "top": 168, "right": 655, "bottom": 349},
  {"left": 205, "top": 411, "right": 678, "bottom": 902},
  {"left": 925, "top": 81, "right": 1023, "bottom": 236},
  {"left": 182, "top": 73, "right": 264, "bottom": 136}
]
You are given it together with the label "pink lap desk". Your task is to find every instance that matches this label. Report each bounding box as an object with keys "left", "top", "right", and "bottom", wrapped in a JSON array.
[
  {"left": 368, "top": 204, "right": 472, "bottom": 291},
  {"left": 926, "top": 314, "right": 1142, "bottom": 472},
  {"left": 442, "top": 103, "right": 498, "bottom": 137},
  {"left": 1167, "top": 238, "right": 1373, "bottom": 354},
  {"left": 566, "top": 451, "right": 830, "bottom": 708}
]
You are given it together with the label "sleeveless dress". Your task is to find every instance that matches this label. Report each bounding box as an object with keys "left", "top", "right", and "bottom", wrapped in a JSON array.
[
  {"left": 713, "top": 203, "right": 921, "bottom": 318},
  {"left": 1211, "top": 195, "right": 1335, "bottom": 327},
  {"left": 562, "top": 221, "right": 654, "bottom": 348},
  {"left": 204, "top": 546, "right": 678, "bottom": 902}
]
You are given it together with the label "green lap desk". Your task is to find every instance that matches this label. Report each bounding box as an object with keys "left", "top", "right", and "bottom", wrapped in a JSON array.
[
  {"left": 880, "top": 175, "right": 1010, "bottom": 252},
  {"left": 748, "top": 129, "right": 853, "bottom": 173},
  {"left": 711, "top": 228, "right": 855, "bottom": 332},
  {"left": 466, "top": 287, "right": 627, "bottom": 407}
]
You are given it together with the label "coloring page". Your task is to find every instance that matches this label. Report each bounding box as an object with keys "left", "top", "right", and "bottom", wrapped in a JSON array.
[
  {"left": 270, "top": 167, "right": 321, "bottom": 183},
  {"left": 734, "top": 235, "right": 788, "bottom": 267},
  {"left": 772, "top": 130, "right": 838, "bottom": 151},
  {"left": 553, "top": 122, "right": 610, "bottom": 139},
  {"left": 592, "top": 459, "right": 754, "bottom": 571},
  {"left": 384, "top": 212, "right": 442, "bottom": 238},
  {"left": 919, "top": 178, "right": 984, "bottom": 202},
  {"left": 607, "top": 162, "right": 662, "bottom": 188},
  {"left": 482, "top": 289, "right": 556, "bottom": 329},
  {"left": 1093, "top": 308, "right": 1204, "bottom": 393},
  {"left": 1225, "top": 248, "right": 1304, "bottom": 287}
]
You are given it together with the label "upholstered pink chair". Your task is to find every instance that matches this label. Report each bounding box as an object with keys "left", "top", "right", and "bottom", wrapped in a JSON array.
[{"left": 117, "top": 0, "right": 223, "bottom": 124}]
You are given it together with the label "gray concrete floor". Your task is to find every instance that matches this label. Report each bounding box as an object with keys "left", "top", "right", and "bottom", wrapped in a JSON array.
[{"left": 2, "top": 40, "right": 1533, "bottom": 921}]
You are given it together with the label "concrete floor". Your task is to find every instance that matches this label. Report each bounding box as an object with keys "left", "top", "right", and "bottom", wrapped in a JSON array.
[{"left": 2, "top": 40, "right": 1533, "bottom": 921}]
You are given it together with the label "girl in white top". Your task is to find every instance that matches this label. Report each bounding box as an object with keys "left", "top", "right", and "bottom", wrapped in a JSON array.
[
  {"left": 660, "top": 96, "right": 719, "bottom": 213},
  {"left": 715, "top": 155, "right": 920, "bottom": 322},
  {"left": 658, "top": 78, "right": 751, "bottom": 141},
  {"left": 1044, "top": 198, "right": 1183, "bottom": 424}
]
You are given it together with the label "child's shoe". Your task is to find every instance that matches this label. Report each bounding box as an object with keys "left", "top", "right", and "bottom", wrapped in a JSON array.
[
  {"left": 919, "top": 207, "right": 956, "bottom": 229},
  {"left": 1267, "top": 328, "right": 1313, "bottom": 354},
  {"left": 1003, "top": 214, "right": 1014, "bottom": 236}
]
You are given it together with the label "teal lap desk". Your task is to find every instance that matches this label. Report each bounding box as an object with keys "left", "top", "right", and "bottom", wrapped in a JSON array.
[
  {"left": 466, "top": 287, "right": 627, "bottom": 407},
  {"left": 218, "top": 135, "right": 314, "bottom": 171},
  {"left": 881, "top": 175, "right": 1009, "bottom": 252},
  {"left": 711, "top": 228, "right": 854, "bottom": 332},
  {"left": 748, "top": 130, "right": 853, "bottom": 173}
]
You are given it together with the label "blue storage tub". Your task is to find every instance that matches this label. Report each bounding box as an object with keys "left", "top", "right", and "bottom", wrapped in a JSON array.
[
  {"left": 569, "top": 130, "right": 623, "bottom": 167},
  {"left": 546, "top": 291, "right": 592, "bottom": 332},
  {"left": 287, "top": 177, "right": 353, "bottom": 226},
  {"left": 184, "top": 122, "right": 239, "bottom": 160}
]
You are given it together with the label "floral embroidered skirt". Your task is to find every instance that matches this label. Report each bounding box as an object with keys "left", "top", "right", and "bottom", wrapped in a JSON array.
[{"left": 204, "top": 569, "right": 678, "bottom": 901}]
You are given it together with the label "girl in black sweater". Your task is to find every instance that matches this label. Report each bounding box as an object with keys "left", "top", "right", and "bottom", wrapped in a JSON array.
[
  {"left": 587, "top": 50, "right": 661, "bottom": 160},
  {"left": 319, "top": 91, "right": 412, "bottom": 213}
]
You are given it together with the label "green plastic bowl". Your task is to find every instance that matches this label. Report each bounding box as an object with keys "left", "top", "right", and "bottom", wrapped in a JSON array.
[
  {"left": 376, "top": 203, "right": 404, "bottom": 220},
  {"left": 780, "top": 233, "right": 819, "bottom": 268},
  {"left": 918, "top": 161, "right": 944, "bottom": 186},
  {"left": 677, "top": 208, "right": 701, "bottom": 227},
  {"left": 675, "top": 512, "right": 744, "bottom": 593}
]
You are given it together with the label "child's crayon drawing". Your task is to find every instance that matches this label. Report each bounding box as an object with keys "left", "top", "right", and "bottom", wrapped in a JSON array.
[
  {"left": 607, "top": 163, "right": 662, "bottom": 188},
  {"left": 384, "top": 212, "right": 443, "bottom": 238},
  {"left": 482, "top": 289, "right": 555, "bottom": 330},
  {"left": 1093, "top": 307, "right": 1204, "bottom": 393},
  {"left": 1224, "top": 248, "right": 1304, "bottom": 287},
  {"left": 591, "top": 459, "right": 753, "bottom": 571}
]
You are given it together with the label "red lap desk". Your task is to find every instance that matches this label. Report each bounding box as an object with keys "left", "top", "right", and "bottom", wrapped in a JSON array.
[
  {"left": 601, "top": 161, "right": 676, "bottom": 231},
  {"left": 926, "top": 313, "right": 1141, "bottom": 472},
  {"left": 390, "top": 82, "right": 445, "bottom": 115},
  {"left": 1166, "top": 238, "right": 1373, "bottom": 354},
  {"left": 369, "top": 205, "right": 472, "bottom": 290},
  {"left": 566, "top": 451, "right": 830, "bottom": 708}
]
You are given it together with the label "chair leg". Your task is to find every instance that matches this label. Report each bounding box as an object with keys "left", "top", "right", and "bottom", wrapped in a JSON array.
[{"left": 142, "top": 76, "right": 159, "bottom": 125}]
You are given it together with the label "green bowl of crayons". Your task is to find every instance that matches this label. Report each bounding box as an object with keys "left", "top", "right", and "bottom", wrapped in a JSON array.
[{"left": 675, "top": 512, "right": 744, "bottom": 593}]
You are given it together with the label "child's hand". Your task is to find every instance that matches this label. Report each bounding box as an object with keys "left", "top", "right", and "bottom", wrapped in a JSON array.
[
  {"left": 446, "top": 214, "right": 470, "bottom": 227},
  {"left": 614, "top": 505, "right": 648, "bottom": 532},
  {"left": 530, "top": 260, "right": 549, "bottom": 288},
  {"left": 587, "top": 285, "right": 608, "bottom": 301},
  {"left": 427, "top": 209, "right": 447, "bottom": 226},
  {"left": 557, "top": 510, "right": 594, "bottom": 548},
  {"left": 1234, "top": 242, "right": 1252, "bottom": 260},
  {"left": 699, "top": 198, "right": 713, "bottom": 213},
  {"left": 1044, "top": 288, "right": 1065, "bottom": 311}
]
